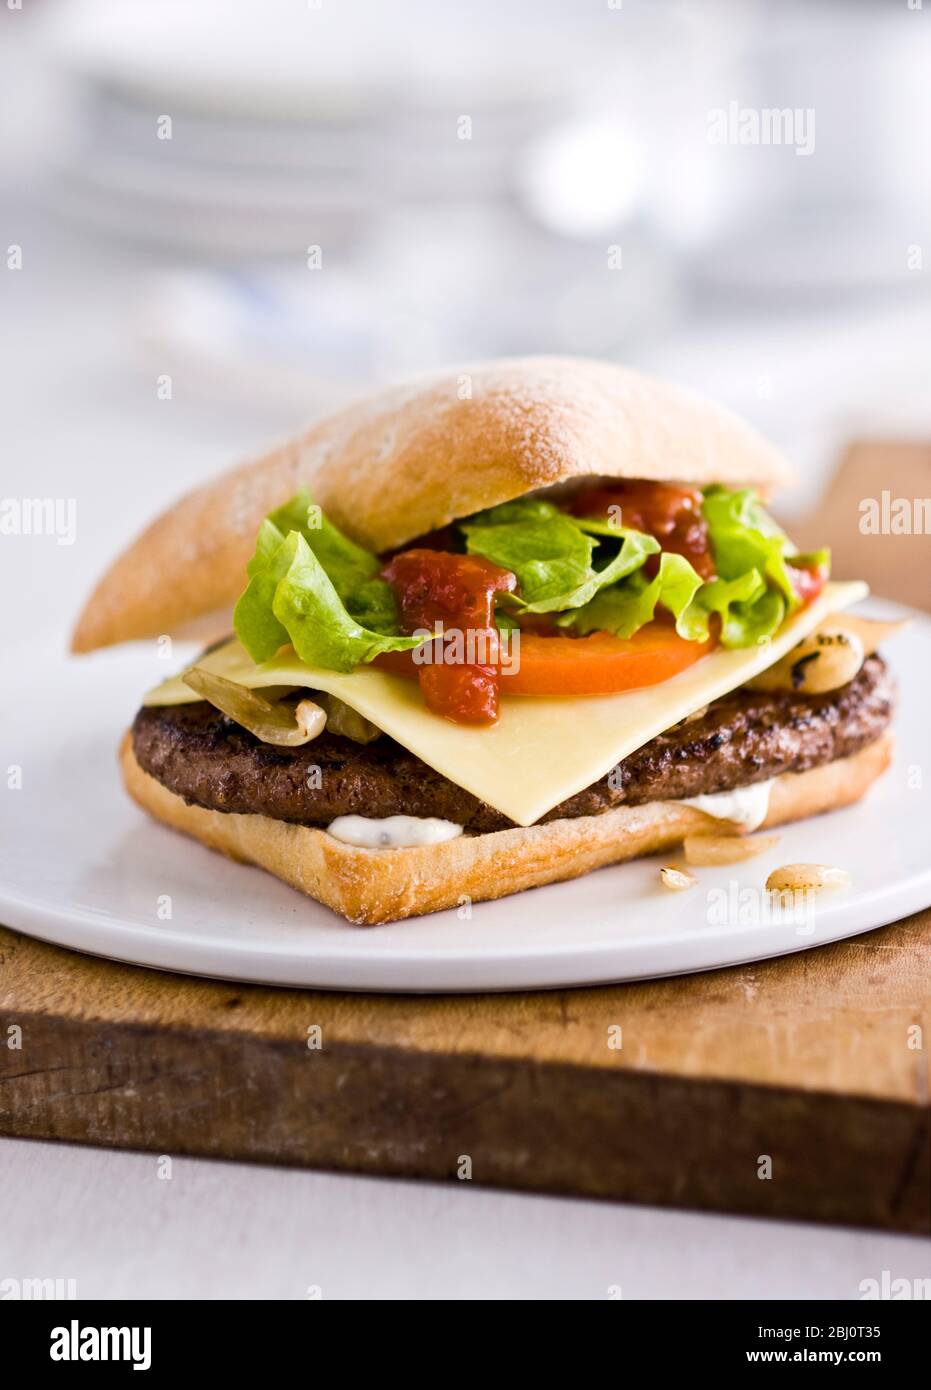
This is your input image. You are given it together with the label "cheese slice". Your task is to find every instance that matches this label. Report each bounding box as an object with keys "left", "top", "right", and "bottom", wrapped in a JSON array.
[{"left": 145, "top": 580, "right": 868, "bottom": 827}]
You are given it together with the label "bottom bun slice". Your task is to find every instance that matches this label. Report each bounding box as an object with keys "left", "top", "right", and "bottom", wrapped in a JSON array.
[{"left": 119, "top": 730, "right": 893, "bottom": 926}]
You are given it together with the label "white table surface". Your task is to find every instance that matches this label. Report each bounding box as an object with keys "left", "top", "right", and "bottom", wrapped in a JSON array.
[
  {"left": 2, "top": 207, "right": 930, "bottom": 1304},
  {"left": 3, "top": 1138, "right": 929, "bottom": 1301}
]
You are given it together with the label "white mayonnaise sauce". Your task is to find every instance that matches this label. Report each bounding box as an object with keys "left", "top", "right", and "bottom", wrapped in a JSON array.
[
  {"left": 326, "top": 814, "right": 464, "bottom": 849},
  {"left": 679, "top": 779, "right": 774, "bottom": 832}
]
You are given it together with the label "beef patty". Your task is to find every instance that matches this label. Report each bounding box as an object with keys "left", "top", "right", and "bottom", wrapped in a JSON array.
[{"left": 132, "top": 655, "right": 895, "bottom": 833}]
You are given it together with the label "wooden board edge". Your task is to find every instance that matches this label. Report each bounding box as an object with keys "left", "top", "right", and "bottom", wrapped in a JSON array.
[{"left": 1, "top": 1010, "right": 928, "bottom": 1234}]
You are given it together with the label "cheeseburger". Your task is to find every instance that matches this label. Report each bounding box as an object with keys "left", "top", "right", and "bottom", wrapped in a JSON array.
[{"left": 73, "top": 358, "right": 898, "bottom": 924}]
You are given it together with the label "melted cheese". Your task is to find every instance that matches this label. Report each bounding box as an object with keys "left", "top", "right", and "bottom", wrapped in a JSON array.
[{"left": 145, "top": 581, "right": 867, "bottom": 827}]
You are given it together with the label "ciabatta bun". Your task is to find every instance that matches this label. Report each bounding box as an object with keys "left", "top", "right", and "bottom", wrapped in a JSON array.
[
  {"left": 120, "top": 731, "right": 889, "bottom": 926},
  {"left": 74, "top": 357, "right": 794, "bottom": 653}
]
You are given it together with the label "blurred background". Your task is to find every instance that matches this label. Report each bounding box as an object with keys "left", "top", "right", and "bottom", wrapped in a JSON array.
[{"left": 2, "top": 0, "right": 930, "bottom": 636}]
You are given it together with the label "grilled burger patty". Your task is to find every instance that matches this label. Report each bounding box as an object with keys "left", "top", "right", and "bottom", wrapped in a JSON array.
[{"left": 132, "top": 655, "right": 895, "bottom": 834}]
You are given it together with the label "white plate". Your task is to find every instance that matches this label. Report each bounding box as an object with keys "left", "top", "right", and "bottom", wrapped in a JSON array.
[{"left": 1, "top": 601, "right": 928, "bottom": 993}]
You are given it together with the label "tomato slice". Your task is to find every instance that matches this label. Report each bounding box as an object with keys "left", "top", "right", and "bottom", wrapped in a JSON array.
[
  {"left": 504, "top": 626, "right": 713, "bottom": 695},
  {"left": 375, "top": 623, "right": 713, "bottom": 699}
]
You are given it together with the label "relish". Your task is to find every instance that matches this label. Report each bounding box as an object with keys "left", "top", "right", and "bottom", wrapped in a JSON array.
[{"left": 381, "top": 549, "right": 516, "bottom": 723}]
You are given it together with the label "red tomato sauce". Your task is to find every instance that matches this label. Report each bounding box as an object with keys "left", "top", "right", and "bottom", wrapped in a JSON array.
[
  {"left": 381, "top": 549, "right": 517, "bottom": 723},
  {"left": 569, "top": 481, "right": 716, "bottom": 580}
]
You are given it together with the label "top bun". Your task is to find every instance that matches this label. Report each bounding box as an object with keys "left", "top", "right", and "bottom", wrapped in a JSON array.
[{"left": 72, "top": 356, "right": 795, "bottom": 653}]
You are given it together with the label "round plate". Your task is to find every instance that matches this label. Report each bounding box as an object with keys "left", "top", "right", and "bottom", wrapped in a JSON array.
[{"left": 1, "top": 601, "right": 927, "bottom": 993}]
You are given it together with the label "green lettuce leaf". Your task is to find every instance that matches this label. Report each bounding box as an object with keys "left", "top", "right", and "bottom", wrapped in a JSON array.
[
  {"left": 234, "top": 490, "right": 420, "bottom": 670},
  {"left": 702, "top": 486, "right": 800, "bottom": 610},
  {"left": 235, "top": 530, "right": 424, "bottom": 671},
  {"left": 468, "top": 499, "right": 558, "bottom": 526},
  {"left": 494, "top": 609, "right": 519, "bottom": 633},
  {"left": 700, "top": 487, "right": 832, "bottom": 641},
  {"left": 570, "top": 516, "right": 632, "bottom": 538},
  {"left": 717, "top": 586, "right": 787, "bottom": 648},
  {"left": 562, "top": 552, "right": 704, "bottom": 639},
  {"left": 676, "top": 569, "right": 786, "bottom": 647},
  {"left": 461, "top": 498, "right": 659, "bottom": 613},
  {"left": 562, "top": 560, "right": 787, "bottom": 648},
  {"left": 787, "top": 547, "right": 832, "bottom": 579},
  {"left": 266, "top": 489, "right": 399, "bottom": 631},
  {"left": 234, "top": 520, "right": 293, "bottom": 661}
]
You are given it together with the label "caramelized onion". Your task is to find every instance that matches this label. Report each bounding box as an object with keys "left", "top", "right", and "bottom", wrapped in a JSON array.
[
  {"left": 766, "top": 863, "right": 851, "bottom": 895},
  {"left": 182, "top": 667, "right": 326, "bottom": 746},
  {"left": 318, "top": 695, "right": 382, "bottom": 744},
  {"left": 660, "top": 865, "right": 697, "bottom": 891},
  {"left": 684, "top": 833, "right": 779, "bottom": 866}
]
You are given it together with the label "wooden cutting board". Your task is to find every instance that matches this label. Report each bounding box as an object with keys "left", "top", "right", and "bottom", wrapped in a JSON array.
[
  {"left": 0, "top": 914, "right": 928, "bottom": 1233},
  {"left": 789, "top": 439, "right": 931, "bottom": 614}
]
